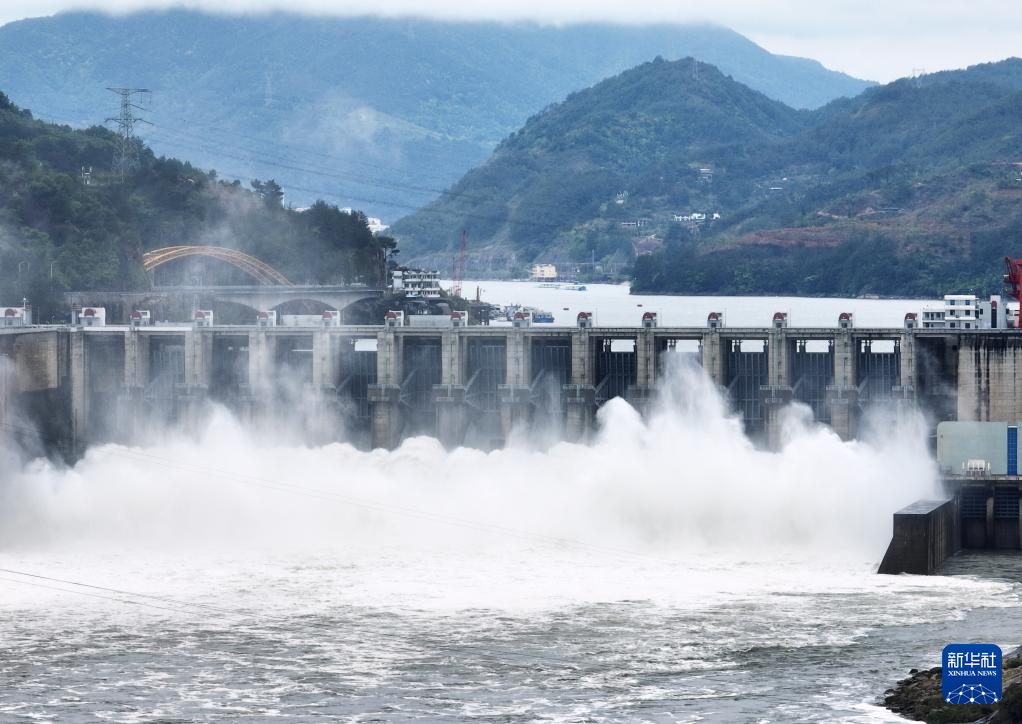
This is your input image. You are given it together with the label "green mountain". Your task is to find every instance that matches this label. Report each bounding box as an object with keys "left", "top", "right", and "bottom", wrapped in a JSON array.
[
  {"left": 0, "top": 92, "right": 394, "bottom": 321},
  {"left": 392, "top": 58, "right": 1022, "bottom": 296},
  {"left": 0, "top": 11, "right": 872, "bottom": 222}
]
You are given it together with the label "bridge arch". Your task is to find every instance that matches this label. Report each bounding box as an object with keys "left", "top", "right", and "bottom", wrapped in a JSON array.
[{"left": 142, "top": 246, "right": 293, "bottom": 286}]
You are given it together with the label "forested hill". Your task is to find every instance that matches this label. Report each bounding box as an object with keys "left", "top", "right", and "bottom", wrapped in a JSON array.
[
  {"left": 392, "top": 58, "right": 1022, "bottom": 297},
  {"left": 0, "top": 11, "right": 872, "bottom": 221},
  {"left": 392, "top": 57, "right": 805, "bottom": 263},
  {"left": 0, "top": 92, "right": 394, "bottom": 321}
]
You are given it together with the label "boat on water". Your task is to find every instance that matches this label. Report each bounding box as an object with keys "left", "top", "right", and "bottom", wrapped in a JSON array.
[{"left": 533, "top": 282, "right": 587, "bottom": 291}]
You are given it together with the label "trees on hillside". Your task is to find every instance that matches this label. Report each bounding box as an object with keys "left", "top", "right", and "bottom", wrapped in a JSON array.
[{"left": 0, "top": 95, "right": 396, "bottom": 319}]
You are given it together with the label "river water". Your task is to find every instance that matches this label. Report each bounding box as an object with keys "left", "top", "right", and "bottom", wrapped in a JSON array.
[
  {"left": 459, "top": 280, "right": 937, "bottom": 327},
  {"left": 1, "top": 288, "right": 1019, "bottom": 723}
]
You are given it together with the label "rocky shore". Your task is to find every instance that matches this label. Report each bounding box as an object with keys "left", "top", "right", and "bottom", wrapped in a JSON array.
[{"left": 883, "top": 647, "right": 1022, "bottom": 723}]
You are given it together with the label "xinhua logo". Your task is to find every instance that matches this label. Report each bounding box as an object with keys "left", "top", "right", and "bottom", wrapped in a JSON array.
[{"left": 942, "top": 644, "right": 1002, "bottom": 705}]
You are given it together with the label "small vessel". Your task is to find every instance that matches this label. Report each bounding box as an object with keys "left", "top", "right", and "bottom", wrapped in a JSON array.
[{"left": 532, "top": 309, "right": 555, "bottom": 323}]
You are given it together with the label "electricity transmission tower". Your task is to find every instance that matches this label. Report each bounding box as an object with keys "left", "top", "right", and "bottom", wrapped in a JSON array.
[{"left": 106, "top": 87, "right": 151, "bottom": 181}]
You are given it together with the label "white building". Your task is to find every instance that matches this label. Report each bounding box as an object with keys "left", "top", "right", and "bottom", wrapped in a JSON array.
[
  {"left": 945, "top": 295, "right": 980, "bottom": 329},
  {"left": 673, "top": 211, "right": 721, "bottom": 223},
  {"left": 920, "top": 305, "right": 945, "bottom": 329},
  {"left": 920, "top": 295, "right": 1012, "bottom": 330},
  {"left": 530, "top": 264, "right": 557, "bottom": 280},
  {"left": 392, "top": 269, "right": 442, "bottom": 298}
]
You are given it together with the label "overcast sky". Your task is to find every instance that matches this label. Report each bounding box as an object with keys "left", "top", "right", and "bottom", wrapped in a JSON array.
[{"left": 0, "top": 0, "right": 1019, "bottom": 81}]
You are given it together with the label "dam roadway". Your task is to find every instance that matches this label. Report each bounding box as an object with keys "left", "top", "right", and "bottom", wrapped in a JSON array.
[{"left": 0, "top": 319, "right": 1019, "bottom": 453}]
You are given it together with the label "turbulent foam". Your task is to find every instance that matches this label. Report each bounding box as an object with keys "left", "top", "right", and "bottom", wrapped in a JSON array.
[{"left": 0, "top": 357, "right": 937, "bottom": 561}]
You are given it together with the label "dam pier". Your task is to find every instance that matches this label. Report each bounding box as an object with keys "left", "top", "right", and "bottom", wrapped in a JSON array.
[{"left": 2, "top": 311, "right": 1020, "bottom": 453}]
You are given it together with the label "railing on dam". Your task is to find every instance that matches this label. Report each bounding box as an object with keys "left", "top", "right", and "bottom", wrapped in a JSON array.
[{"left": 4, "top": 323, "right": 1022, "bottom": 453}]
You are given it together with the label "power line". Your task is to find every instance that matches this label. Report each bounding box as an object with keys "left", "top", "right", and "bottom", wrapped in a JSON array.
[
  {"left": 33, "top": 97, "right": 571, "bottom": 219},
  {"left": 148, "top": 149, "right": 556, "bottom": 236},
  {"left": 146, "top": 123, "right": 570, "bottom": 216},
  {"left": 0, "top": 568, "right": 582, "bottom": 670},
  {"left": 0, "top": 574, "right": 210, "bottom": 618},
  {"left": 105, "top": 87, "right": 152, "bottom": 182},
  {"left": 0, "top": 567, "right": 239, "bottom": 617},
  {"left": 29, "top": 98, "right": 459, "bottom": 191},
  {"left": 30, "top": 103, "right": 563, "bottom": 237}
]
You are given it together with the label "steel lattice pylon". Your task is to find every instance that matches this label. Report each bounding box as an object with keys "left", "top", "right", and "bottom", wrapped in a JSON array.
[{"left": 142, "top": 246, "right": 293, "bottom": 286}]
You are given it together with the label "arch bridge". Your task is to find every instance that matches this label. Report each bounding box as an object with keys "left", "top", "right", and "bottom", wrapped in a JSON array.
[
  {"left": 109, "top": 245, "right": 385, "bottom": 318},
  {"left": 142, "top": 246, "right": 294, "bottom": 286},
  {"left": 66, "top": 285, "right": 385, "bottom": 321}
]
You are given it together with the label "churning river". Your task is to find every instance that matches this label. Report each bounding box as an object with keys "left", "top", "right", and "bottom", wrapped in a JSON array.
[{"left": 1, "top": 287, "right": 1019, "bottom": 722}]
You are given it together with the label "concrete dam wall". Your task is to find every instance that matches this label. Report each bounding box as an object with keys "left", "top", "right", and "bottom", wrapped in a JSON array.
[{"left": 2, "top": 324, "right": 1021, "bottom": 455}]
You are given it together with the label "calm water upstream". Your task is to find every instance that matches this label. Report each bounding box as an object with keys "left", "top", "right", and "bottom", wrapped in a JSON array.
[
  {"left": 1, "top": 290, "right": 1017, "bottom": 723},
  {"left": 459, "top": 280, "right": 938, "bottom": 327}
]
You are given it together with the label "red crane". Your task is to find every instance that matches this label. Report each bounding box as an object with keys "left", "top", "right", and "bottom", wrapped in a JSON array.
[
  {"left": 451, "top": 230, "right": 467, "bottom": 298},
  {"left": 1004, "top": 256, "right": 1022, "bottom": 304}
]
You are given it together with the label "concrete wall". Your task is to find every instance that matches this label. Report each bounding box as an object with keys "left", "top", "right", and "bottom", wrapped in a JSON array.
[
  {"left": 0, "top": 331, "right": 71, "bottom": 453},
  {"left": 957, "top": 336, "right": 1022, "bottom": 422},
  {"left": 878, "top": 498, "right": 960, "bottom": 575},
  {"left": 13, "top": 331, "right": 60, "bottom": 392}
]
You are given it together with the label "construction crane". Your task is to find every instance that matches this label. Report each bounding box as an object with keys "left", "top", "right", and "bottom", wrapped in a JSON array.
[
  {"left": 451, "top": 230, "right": 467, "bottom": 298},
  {"left": 1004, "top": 256, "right": 1022, "bottom": 304}
]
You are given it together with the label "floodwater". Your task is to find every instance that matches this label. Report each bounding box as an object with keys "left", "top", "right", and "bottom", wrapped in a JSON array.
[{"left": 0, "top": 293, "right": 1017, "bottom": 723}]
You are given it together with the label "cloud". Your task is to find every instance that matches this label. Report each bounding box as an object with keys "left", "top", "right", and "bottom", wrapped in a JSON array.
[
  {"left": 3, "top": 0, "right": 1017, "bottom": 31},
  {"left": 0, "top": 0, "right": 1019, "bottom": 81}
]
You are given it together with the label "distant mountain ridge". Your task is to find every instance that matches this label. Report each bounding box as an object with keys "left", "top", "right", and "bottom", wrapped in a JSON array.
[
  {"left": 391, "top": 57, "right": 1022, "bottom": 296},
  {"left": 392, "top": 57, "right": 806, "bottom": 262},
  {"left": 0, "top": 10, "right": 872, "bottom": 220}
]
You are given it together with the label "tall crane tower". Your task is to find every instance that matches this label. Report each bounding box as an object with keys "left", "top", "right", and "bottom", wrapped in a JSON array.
[
  {"left": 1003, "top": 256, "right": 1022, "bottom": 304},
  {"left": 451, "top": 230, "right": 467, "bottom": 298}
]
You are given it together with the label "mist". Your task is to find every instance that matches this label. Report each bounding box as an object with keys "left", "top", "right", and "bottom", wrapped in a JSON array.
[
  {"left": 3, "top": 1, "right": 1020, "bottom": 81},
  {"left": 0, "top": 354, "right": 938, "bottom": 566}
]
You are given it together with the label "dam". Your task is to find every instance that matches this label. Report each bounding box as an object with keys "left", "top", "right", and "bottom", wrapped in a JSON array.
[{"left": 2, "top": 310, "right": 1020, "bottom": 454}]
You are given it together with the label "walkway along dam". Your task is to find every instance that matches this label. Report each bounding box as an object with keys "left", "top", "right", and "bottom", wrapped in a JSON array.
[{"left": 0, "top": 313, "right": 1017, "bottom": 454}]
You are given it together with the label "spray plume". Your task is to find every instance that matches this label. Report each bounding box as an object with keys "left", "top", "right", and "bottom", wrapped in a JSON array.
[{"left": 0, "top": 353, "right": 938, "bottom": 565}]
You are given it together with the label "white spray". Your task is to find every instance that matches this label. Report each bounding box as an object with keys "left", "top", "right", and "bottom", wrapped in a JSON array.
[{"left": 0, "top": 353, "right": 938, "bottom": 564}]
